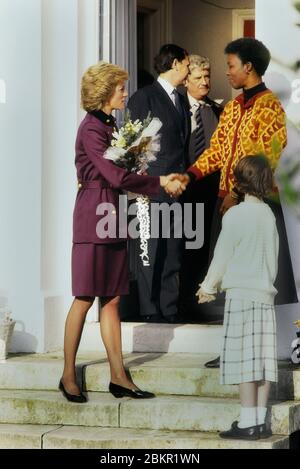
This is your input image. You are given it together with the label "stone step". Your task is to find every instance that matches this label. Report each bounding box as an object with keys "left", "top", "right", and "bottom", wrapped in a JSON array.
[
  {"left": 0, "top": 424, "right": 62, "bottom": 449},
  {"left": 79, "top": 306, "right": 300, "bottom": 360},
  {"left": 79, "top": 322, "right": 223, "bottom": 354},
  {"left": 1, "top": 352, "right": 299, "bottom": 401},
  {"left": 0, "top": 423, "right": 289, "bottom": 449},
  {"left": 39, "top": 426, "right": 291, "bottom": 450},
  {"left": 0, "top": 390, "right": 299, "bottom": 436},
  {"left": 0, "top": 351, "right": 97, "bottom": 391},
  {"left": 84, "top": 354, "right": 299, "bottom": 401}
]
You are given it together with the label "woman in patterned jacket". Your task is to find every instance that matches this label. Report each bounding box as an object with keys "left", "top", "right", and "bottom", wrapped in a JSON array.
[{"left": 177, "top": 37, "right": 297, "bottom": 368}]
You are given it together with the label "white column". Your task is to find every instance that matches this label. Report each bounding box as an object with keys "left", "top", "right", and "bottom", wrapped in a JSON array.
[
  {"left": 256, "top": 0, "right": 300, "bottom": 359},
  {"left": 76, "top": 0, "right": 102, "bottom": 323},
  {"left": 78, "top": 0, "right": 100, "bottom": 121},
  {"left": 41, "top": 0, "right": 102, "bottom": 346},
  {"left": 0, "top": 0, "right": 44, "bottom": 351},
  {"left": 41, "top": 0, "right": 81, "bottom": 350},
  {"left": 0, "top": 0, "right": 101, "bottom": 352}
]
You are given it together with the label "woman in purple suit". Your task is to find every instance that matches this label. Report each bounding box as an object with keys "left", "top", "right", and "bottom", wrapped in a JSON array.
[{"left": 59, "top": 62, "right": 183, "bottom": 403}]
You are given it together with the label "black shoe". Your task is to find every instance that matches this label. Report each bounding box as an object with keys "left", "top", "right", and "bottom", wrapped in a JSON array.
[
  {"left": 219, "top": 421, "right": 260, "bottom": 441},
  {"left": 164, "top": 314, "right": 182, "bottom": 324},
  {"left": 259, "top": 423, "right": 272, "bottom": 438},
  {"left": 143, "top": 314, "right": 166, "bottom": 323},
  {"left": 109, "top": 382, "right": 155, "bottom": 399},
  {"left": 205, "top": 356, "right": 220, "bottom": 368},
  {"left": 58, "top": 379, "right": 87, "bottom": 403}
]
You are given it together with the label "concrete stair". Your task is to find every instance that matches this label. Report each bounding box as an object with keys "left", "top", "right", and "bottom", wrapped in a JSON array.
[
  {"left": 0, "top": 424, "right": 289, "bottom": 449},
  {"left": 0, "top": 390, "right": 299, "bottom": 435},
  {"left": 79, "top": 322, "right": 223, "bottom": 354},
  {"left": 0, "top": 351, "right": 299, "bottom": 449},
  {"left": 1, "top": 352, "right": 299, "bottom": 400}
]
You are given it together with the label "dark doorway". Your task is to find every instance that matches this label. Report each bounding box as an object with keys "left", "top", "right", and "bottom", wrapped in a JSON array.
[{"left": 137, "top": 9, "right": 155, "bottom": 88}]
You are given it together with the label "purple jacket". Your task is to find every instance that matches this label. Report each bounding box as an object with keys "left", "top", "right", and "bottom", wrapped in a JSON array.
[{"left": 73, "top": 112, "right": 160, "bottom": 244}]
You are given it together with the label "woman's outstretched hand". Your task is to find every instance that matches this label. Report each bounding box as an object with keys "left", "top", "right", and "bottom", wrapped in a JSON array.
[{"left": 160, "top": 173, "right": 190, "bottom": 198}]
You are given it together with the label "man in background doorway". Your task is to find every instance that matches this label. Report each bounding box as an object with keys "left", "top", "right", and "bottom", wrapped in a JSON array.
[
  {"left": 179, "top": 55, "right": 223, "bottom": 322},
  {"left": 121, "top": 44, "right": 190, "bottom": 323}
]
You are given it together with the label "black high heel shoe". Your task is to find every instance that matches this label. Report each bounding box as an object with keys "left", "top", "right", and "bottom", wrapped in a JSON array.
[
  {"left": 59, "top": 379, "right": 87, "bottom": 403},
  {"left": 109, "top": 382, "right": 155, "bottom": 399}
]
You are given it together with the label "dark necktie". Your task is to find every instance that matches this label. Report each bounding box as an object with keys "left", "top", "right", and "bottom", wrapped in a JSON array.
[
  {"left": 172, "top": 89, "right": 184, "bottom": 118},
  {"left": 194, "top": 105, "right": 206, "bottom": 157}
]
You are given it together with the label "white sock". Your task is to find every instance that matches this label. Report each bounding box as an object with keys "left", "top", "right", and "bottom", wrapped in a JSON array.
[
  {"left": 257, "top": 407, "right": 267, "bottom": 425},
  {"left": 238, "top": 407, "right": 257, "bottom": 428}
]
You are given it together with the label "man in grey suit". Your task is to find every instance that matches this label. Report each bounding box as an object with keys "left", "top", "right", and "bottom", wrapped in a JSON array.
[
  {"left": 123, "top": 44, "right": 191, "bottom": 323},
  {"left": 179, "top": 55, "right": 223, "bottom": 322}
]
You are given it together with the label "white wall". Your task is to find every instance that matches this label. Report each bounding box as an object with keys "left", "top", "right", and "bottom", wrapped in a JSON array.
[
  {"left": 0, "top": 0, "right": 100, "bottom": 352},
  {"left": 41, "top": 0, "right": 80, "bottom": 352},
  {"left": 0, "top": 0, "right": 43, "bottom": 351},
  {"left": 41, "top": 0, "right": 101, "bottom": 351},
  {"left": 172, "top": 0, "right": 254, "bottom": 103},
  {"left": 256, "top": 0, "right": 300, "bottom": 359}
]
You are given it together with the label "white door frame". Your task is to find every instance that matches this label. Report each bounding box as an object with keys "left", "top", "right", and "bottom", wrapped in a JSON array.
[
  {"left": 232, "top": 8, "right": 255, "bottom": 40},
  {"left": 231, "top": 8, "right": 255, "bottom": 99}
]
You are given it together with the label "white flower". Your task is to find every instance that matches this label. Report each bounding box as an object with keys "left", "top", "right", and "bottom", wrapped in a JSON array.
[
  {"left": 140, "top": 118, "right": 162, "bottom": 138},
  {"left": 112, "top": 136, "right": 127, "bottom": 149}
]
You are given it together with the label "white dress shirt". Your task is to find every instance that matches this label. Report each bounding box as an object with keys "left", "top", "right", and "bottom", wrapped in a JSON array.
[
  {"left": 187, "top": 93, "right": 209, "bottom": 134},
  {"left": 157, "top": 76, "right": 177, "bottom": 107}
]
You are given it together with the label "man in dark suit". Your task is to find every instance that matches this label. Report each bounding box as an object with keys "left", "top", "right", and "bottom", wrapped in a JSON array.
[
  {"left": 123, "top": 44, "right": 191, "bottom": 323},
  {"left": 179, "top": 55, "right": 223, "bottom": 322}
]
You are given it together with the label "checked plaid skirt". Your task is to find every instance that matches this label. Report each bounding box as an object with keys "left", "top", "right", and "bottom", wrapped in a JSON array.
[{"left": 220, "top": 298, "right": 278, "bottom": 385}]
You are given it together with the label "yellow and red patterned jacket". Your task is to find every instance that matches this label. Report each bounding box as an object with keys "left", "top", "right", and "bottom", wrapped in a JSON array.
[{"left": 188, "top": 89, "right": 287, "bottom": 197}]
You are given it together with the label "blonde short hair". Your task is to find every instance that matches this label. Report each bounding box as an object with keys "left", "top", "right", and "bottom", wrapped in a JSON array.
[
  {"left": 81, "top": 61, "right": 129, "bottom": 112},
  {"left": 189, "top": 54, "right": 210, "bottom": 73}
]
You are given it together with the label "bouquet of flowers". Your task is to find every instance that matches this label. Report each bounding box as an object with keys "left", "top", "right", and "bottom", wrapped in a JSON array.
[
  {"left": 104, "top": 111, "right": 163, "bottom": 267},
  {"left": 105, "top": 111, "right": 162, "bottom": 174}
]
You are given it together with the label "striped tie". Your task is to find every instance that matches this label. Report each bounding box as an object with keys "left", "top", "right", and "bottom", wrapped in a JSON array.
[{"left": 194, "top": 105, "right": 206, "bottom": 157}]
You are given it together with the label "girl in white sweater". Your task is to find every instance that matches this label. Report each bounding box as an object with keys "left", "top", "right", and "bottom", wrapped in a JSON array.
[{"left": 197, "top": 155, "right": 279, "bottom": 441}]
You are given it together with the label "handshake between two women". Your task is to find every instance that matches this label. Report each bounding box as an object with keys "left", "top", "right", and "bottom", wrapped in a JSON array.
[{"left": 159, "top": 173, "right": 190, "bottom": 198}]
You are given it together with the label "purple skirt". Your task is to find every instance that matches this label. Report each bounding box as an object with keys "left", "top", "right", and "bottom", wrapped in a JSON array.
[{"left": 72, "top": 242, "right": 129, "bottom": 297}]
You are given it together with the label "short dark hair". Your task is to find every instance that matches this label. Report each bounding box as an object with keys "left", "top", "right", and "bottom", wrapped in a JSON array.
[
  {"left": 234, "top": 155, "right": 274, "bottom": 198},
  {"left": 154, "top": 44, "right": 188, "bottom": 74},
  {"left": 225, "top": 38, "right": 271, "bottom": 77}
]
